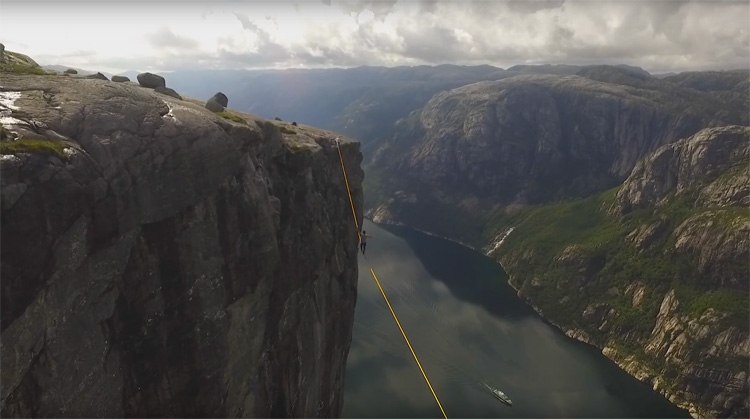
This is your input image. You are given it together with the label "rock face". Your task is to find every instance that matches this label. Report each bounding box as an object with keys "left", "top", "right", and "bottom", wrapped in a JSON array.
[
  {"left": 367, "top": 73, "right": 747, "bottom": 243},
  {"left": 210, "top": 92, "right": 229, "bottom": 107},
  {"left": 154, "top": 86, "right": 182, "bottom": 99},
  {"left": 604, "top": 290, "right": 749, "bottom": 418},
  {"left": 616, "top": 126, "right": 750, "bottom": 290},
  {"left": 0, "top": 74, "right": 363, "bottom": 417},
  {"left": 137, "top": 72, "right": 166, "bottom": 89},
  {"left": 494, "top": 126, "right": 749, "bottom": 418},
  {"left": 84, "top": 72, "right": 108, "bottom": 80},
  {"left": 616, "top": 125, "right": 750, "bottom": 213},
  {"left": 206, "top": 92, "right": 228, "bottom": 112},
  {"left": 0, "top": 48, "right": 43, "bottom": 75},
  {"left": 206, "top": 98, "right": 225, "bottom": 112},
  {"left": 111, "top": 75, "right": 130, "bottom": 82}
]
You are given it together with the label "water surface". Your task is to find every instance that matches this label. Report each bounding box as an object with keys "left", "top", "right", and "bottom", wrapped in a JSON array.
[{"left": 343, "top": 222, "right": 689, "bottom": 418}]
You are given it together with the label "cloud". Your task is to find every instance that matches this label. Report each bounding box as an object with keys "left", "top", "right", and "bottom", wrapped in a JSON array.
[
  {"left": 145, "top": 27, "right": 199, "bottom": 50},
  {"left": 504, "top": 0, "right": 566, "bottom": 13},
  {"left": 335, "top": 0, "right": 399, "bottom": 18},
  {"left": 0, "top": 0, "right": 747, "bottom": 73}
]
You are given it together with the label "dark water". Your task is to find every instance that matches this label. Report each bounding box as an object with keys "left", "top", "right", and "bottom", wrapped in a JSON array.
[{"left": 342, "top": 222, "right": 689, "bottom": 418}]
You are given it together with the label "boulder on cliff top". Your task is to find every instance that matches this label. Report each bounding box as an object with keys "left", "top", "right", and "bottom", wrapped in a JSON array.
[
  {"left": 112, "top": 75, "right": 129, "bottom": 82},
  {"left": 137, "top": 72, "right": 166, "bottom": 88},
  {"left": 209, "top": 92, "right": 229, "bottom": 107},
  {"left": 84, "top": 72, "right": 108, "bottom": 80},
  {"left": 205, "top": 98, "right": 225, "bottom": 112},
  {"left": 64, "top": 68, "right": 78, "bottom": 75},
  {"left": 155, "top": 86, "right": 182, "bottom": 100}
]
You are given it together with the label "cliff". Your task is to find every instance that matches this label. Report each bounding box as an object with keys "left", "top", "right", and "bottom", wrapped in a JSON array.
[
  {"left": 493, "top": 126, "right": 749, "bottom": 417},
  {"left": 1, "top": 66, "right": 363, "bottom": 416},
  {"left": 367, "top": 72, "right": 747, "bottom": 243}
]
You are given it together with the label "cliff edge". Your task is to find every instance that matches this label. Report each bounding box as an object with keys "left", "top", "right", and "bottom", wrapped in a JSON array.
[{"left": 1, "top": 66, "right": 363, "bottom": 416}]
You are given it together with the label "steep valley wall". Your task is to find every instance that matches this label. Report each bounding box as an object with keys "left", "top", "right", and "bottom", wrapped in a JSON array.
[
  {"left": 0, "top": 74, "right": 363, "bottom": 417},
  {"left": 365, "top": 71, "right": 749, "bottom": 418}
]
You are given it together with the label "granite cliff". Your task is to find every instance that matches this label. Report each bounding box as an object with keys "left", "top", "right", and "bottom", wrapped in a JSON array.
[
  {"left": 1, "top": 57, "right": 363, "bottom": 416},
  {"left": 492, "top": 126, "right": 748, "bottom": 418}
]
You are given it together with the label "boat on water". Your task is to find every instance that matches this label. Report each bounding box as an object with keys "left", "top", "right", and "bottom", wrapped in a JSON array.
[{"left": 483, "top": 382, "right": 512, "bottom": 406}]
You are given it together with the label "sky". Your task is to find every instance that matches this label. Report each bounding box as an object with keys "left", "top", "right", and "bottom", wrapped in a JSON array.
[{"left": 1, "top": 0, "right": 748, "bottom": 74}]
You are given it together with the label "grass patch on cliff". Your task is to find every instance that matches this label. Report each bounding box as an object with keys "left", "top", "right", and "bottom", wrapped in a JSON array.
[
  {"left": 709, "top": 207, "right": 750, "bottom": 227},
  {"left": 0, "top": 138, "right": 69, "bottom": 159},
  {"left": 1, "top": 61, "right": 46, "bottom": 75},
  {"left": 493, "top": 186, "right": 739, "bottom": 334},
  {"left": 493, "top": 182, "right": 749, "bottom": 344},
  {"left": 499, "top": 187, "right": 623, "bottom": 262},
  {"left": 674, "top": 285, "right": 748, "bottom": 328},
  {"left": 1, "top": 51, "right": 47, "bottom": 75},
  {"left": 709, "top": 163, "right": 748, "bottom": 188},
  {"left": 215, "top": 111, "right": 247, "bottom": 124}
]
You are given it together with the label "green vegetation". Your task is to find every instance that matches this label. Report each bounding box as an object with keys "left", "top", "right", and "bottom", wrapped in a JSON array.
[
  {"left": 675, "top": 285, "right": 749, "bottom": 328},
  {"left": 707, "top": 207, "right": 750, "bottom": 228},
  {"left": 0, "top": 51, "right": 47, "bottom": 75},
  {"left": 0, "top": 138, "right": 69, "bottom": 159},
  {"left": 215, "top": 111, "right": 246, "bottom": 124},
  {"left": 490, "top": 181, "right": 748, "bottom": 343},
  {"left": 0, "top": 60, "right": 46, "bottom": 75},
  {"left": 499, "top": 188, "right": 623, "bottom": 258},
  {"left": 699, "top": 354, "right": 748, "bottom": 372}
]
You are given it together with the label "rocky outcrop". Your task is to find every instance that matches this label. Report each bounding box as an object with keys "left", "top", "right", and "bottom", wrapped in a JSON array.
[
  {"left": 206, "top": 93, "right": 229, "bottom": 112},
  {"left": 210, "top": 92, "right": 229, "bottom": 107},
  {"left": 1, "top": 73, "right": 363, "bottom": 417},
  {"left": 603, "top": 289, "right": 749, "bottom": 418},
  {"left": 672, "top": 212, "right": 749, "bottom": 289},
  {"left": 0, "top": 48, "right": 44, "bottom": 75},
  {"left": 84, "top": 72, "right": 108, "bottom": 80},
  {"left": 615, "top": 126, "right": 750, "bottom": 289},
  {"left": 64, "top": 68, "right": 77, "bottom": 75},
  {"left": 206, "top": 99, "right": 225, "bottom": 112},
  {"left": 137, "top": 72, "right": 166, "bottom": 89},
  {"left": 112, "top": 75, "right": 130, "bottom": 83},
  {"left": 154, "top": 86, "right": 182, "bottom": 100},
  {"left": 616, "top": 126, "right": 750, "bottom": 213}
]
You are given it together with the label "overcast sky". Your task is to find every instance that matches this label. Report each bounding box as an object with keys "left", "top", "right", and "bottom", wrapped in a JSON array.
[{"left": 1, "top": 0, "right": 748, "bottom": 74}]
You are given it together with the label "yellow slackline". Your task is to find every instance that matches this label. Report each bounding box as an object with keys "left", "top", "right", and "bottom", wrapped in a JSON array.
[
  {"left": 368, "top": 267, "right": 448, "bottom": 419},
  {"left": 336, "top": 138, "right": 361, "bottom": 243},
  {"left": 335, "top": 138, "right": 448, "bottom": 419}
]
